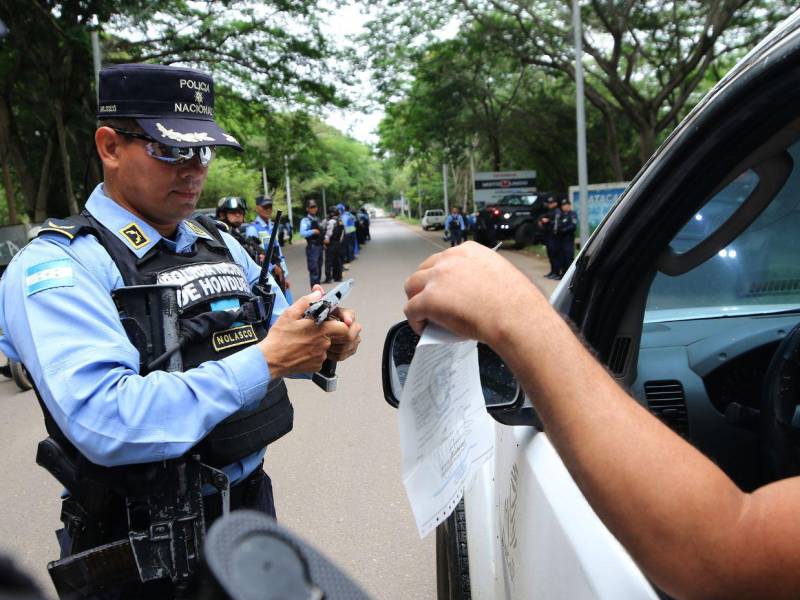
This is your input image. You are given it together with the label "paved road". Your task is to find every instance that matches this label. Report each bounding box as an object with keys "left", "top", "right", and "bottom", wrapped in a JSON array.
[{"left": 0, "top": 217, "right": 556, "bottom": 599}]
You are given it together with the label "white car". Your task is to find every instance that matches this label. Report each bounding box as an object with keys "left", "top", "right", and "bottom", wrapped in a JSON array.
[
  {"left": 383, "top": 10, "right": 800, "bottom": 599},
  {"left": 422, "top": 209, "right": 446, "bottom": 230}
]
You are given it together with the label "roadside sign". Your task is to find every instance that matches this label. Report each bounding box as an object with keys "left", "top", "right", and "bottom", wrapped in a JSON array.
[
  {"left": 474, "top": 170, "right": 537, "bottom": 207},
  {"left": 569, "top": 182, "right": 629, "bottom": 230},
  {"left": 0, "top": 224, "right": 28, "bottom": 267}
]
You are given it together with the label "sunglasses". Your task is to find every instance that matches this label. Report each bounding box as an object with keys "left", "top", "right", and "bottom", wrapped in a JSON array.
[{"left": 110, "top": 128, "right": 216, "bottom": 167}]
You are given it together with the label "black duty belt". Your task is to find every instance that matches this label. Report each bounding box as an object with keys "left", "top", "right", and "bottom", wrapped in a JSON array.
[{"left": 48, "top": 465, "right": 264, "bottom": 598}]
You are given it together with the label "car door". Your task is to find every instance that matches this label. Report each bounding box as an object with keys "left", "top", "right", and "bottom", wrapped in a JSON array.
[{"left": 465, "top": 12, "right": 800, "bottom": 600}]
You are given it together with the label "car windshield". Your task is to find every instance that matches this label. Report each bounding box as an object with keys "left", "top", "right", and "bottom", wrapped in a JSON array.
[
  {"left": 500, "top": 195, "right": 537, "bottom": 206},
  {"left": 645, "top": 138, "right": 800, "bottom": 323}
]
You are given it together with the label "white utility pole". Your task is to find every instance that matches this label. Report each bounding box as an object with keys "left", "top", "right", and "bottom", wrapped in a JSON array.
[
  {"left": 400, "top": 191, "right": 406, "bottom": 217},
  {"left": 90, "top": 17, "right": 101, "bottom": 105},
  {"left": 283, "top": 154, "right": 293, "bottom": 231},
  {"left": 442, "top": 162, "right": 449, "bottom": 213},
  {"left": 573, "top": 0, "right": 590, "bottom": 247},
  {"left": 469, "top": 142, "right": 477, "bottom": 212},
  {"left": 262, "top": 167, "right": 269, "bottom": 197},
  {"left": 417, "top": 172, "right": 423, "bottom": 219},
  {"left": 322, "top": 187, "right": 327, "bottom": 215}
]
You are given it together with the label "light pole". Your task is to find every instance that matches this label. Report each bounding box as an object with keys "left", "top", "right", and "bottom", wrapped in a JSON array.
[
  {"left": 573, "top": 0, "right": 590, "bottom": 247},
  {"left": 442, "top": 161, "right": 449, "bottom": 214},
  {"left": 283, "top": 154, "right": 293, "bottom": 234}
]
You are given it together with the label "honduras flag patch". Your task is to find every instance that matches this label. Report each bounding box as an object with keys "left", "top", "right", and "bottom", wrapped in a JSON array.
[{"left": 25, "top": 259, "right": 75, "bottom": 296}]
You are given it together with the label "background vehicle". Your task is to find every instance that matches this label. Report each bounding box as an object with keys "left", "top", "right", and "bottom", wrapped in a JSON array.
[
  {"left": 474, "top": 193, "right": 549, "bottom": 249},
  {"left": 421, "top": 209, "right": 445, "bottom": 230},
  {"left": 383, "top": 10, "right": 800, "bottom": 599}
]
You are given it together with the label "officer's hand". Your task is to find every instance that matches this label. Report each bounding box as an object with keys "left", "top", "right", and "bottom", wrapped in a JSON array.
[
  {"left": 404, "top": 241, "right": 545, "bottom": 347},
  {"left": 327, "top": 307, "right": 362, "bottom": 362},
  {"left": 259, "top": 290, "right": 349, "bottom": 379}
]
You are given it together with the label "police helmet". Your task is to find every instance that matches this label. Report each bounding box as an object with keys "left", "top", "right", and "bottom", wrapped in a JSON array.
[{"left": 218, "top": 196, "right": 247, "bottom": 212}]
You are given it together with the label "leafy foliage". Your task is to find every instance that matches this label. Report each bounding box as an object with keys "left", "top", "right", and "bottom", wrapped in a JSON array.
[
  {"left": 0, "top": 0, "right": 349, "bottom": 222},
  {"left": 363, "top": 0, "right": 797, "bottom": 191}
]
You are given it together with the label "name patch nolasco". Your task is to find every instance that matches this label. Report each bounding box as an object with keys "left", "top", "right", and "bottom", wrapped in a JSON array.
[{"left": 212, "top": 324, "right": 257, "bottom": 352}]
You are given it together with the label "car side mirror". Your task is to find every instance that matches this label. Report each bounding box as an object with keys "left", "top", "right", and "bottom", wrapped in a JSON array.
[{"left": 381, "top": 320, "right": 526, "bottom": 415}]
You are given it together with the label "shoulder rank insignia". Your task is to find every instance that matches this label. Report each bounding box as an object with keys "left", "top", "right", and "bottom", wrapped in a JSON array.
[
  {"left": 39, "top": 219, "right": 78, "bottom": 239},
  {"left": 119, "top": 222, "right": 150, "bottom": 250},
  {"left": 185, "top": 219, "right": 214, "bottom": 240}
]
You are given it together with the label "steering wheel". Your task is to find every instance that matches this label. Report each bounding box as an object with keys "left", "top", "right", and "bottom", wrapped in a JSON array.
[{"left": 761, "top": 322, "right": 800, "bottom": 482}]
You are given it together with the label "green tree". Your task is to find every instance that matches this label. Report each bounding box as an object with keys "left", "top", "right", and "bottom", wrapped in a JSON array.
[
  {"left": 0, "top": 0, "right": 346, "bottom": 223},
  {"left": 363, "top": 0, "right": 796, "bottom": 171}
]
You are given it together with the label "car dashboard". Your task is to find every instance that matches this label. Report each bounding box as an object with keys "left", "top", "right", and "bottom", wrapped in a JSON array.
[{"left": 631, "top": 312, "right": 800, "bottom": 490}]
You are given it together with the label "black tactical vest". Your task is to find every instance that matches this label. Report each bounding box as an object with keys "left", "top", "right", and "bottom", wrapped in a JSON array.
[
  {"left": 304, "top": 215, "right": 323, "bottom": 245},
  {"left": 330, "top": 217, "right": 345, "bottom": 243},
  {"left": 34, "top": 210, "right": 293, "bottom": 472}
]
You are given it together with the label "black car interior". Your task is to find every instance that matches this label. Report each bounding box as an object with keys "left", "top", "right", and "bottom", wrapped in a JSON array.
[{"left": 612, "top": 123, "right": 800, "bottom": 491}]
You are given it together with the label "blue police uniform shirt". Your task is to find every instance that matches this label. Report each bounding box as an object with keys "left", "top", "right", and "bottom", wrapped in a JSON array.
[
  {"left": 0, "top": 184, "right": 289, "bottom": 486},
  {"left": 299, "top": 214, "right": 321, "bottom": 239},
  {"left": 342, "top": 211, "right": 356, "bottom": 233},
  {"left": 445, "top": 214, "right": 465, "bottom": 231},
  {"left": 244, "top": 216, "right": 289, "bottom": 276}
]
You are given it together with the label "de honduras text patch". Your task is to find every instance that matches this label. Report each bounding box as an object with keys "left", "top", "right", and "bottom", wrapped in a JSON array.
[{"left": 25, "top": 258, "right": 75, "bottom": 296}]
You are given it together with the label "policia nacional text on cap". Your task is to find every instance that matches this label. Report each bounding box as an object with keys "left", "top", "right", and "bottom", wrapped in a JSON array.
[{"left": 0, "top": 63, "right": 362, "bottom": 599}]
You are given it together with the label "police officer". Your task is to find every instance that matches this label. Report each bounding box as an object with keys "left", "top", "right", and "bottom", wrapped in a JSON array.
[
  {"left": 299, "top": 199, "right": 324, "bottom": 288},
  {"left": 323, "top": 206, "right": 346, "bottom": 283},
  {"left": 444, "top": 206, "right": 466, "bottom": 247},
  {"left": 216, "top": 196, "right": 262, "bottom": 263},
  {"left": 553, "top": 198, "right": 578, "bottom": 279},
  {"left": 341, "top": 204, "right": 357, "bottom": 264},
  {"left": 0, "top": 64, "right": 362, "bottom": 599},
  {"left": 537, "top": 195, "right": 560, "bottom": 279},
  {"left": 245, "top": 195, "right": 292, "bottom": 302},
  {"left": 356, "top": 207, "right": 370, "bottom": 244}
]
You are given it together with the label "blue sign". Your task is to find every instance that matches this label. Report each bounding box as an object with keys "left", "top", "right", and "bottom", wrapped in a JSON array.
[{"left": 570, "top": 184, "right": 628, "bottom": 229}]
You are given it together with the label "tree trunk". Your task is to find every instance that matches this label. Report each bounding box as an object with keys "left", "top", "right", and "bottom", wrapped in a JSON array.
[
  {"left": 53, "top": 100, "right": 79, "bottom": 215},
  {"left": 0, "top": 95, "right": 36, "bottom": 214},
  {"left": 490, "top": 134, "right": 502, "bottom": 171},
  {"left": 35, "top": 137, "right": 55, "bottom": 223},
  {"left": 637, "top": 121, "right": 657, "bottom": 166},
  {"left": 2, "top": 149, "right": 18, "bottom": 224},
  {"left": 603, "top": 113, "right": 624, "bottom": 181}
]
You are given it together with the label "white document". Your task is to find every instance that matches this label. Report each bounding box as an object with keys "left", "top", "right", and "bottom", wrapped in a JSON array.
[{"left": 399, "top": 324, "right": 495, "bottom": 538}]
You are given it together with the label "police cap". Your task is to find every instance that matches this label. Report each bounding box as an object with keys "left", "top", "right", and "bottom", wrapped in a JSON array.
[
  {"left": 307, "top": 200, "right": 318, "bottom": 209},
  {"left": 255, "top": 195, "right": 273, "bottom": 207},
  {"left": 97, "top": 64, "right": 242, "bottom": 151}
]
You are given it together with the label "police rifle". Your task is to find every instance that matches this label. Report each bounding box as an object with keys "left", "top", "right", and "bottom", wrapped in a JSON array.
[{"left": 304, "top": 279, "right": 354, "bottom": 392}]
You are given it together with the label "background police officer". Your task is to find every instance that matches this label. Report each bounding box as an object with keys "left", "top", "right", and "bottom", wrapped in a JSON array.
[
  {"left": 444, "top": 206, "right": 465, "bottom": 247},
  {"left": 340, "top": 204, "right": 357, "bottom": 265},
  {"left": 553, "top": 198, "right": 578, "bottom": 279},
  {"left": 0, "top": 63, "right": 361, "bottom": 599},
  {"left": 537, "top": 195, "right": 560, "bottom": 279},
  {"left": 299, "top": 199, "right": 323, "bottom": 288},
  {"left": 216, "top": 196, "right": 262, "bottom": 263},
  {"left": 245, "top": 195, "right": 292, "bottom": 301},
  {"left": 323, "top": 205, "right": 345, "bottom": 283}
]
